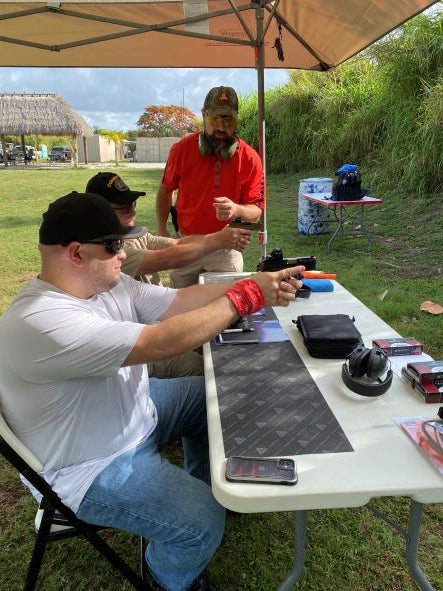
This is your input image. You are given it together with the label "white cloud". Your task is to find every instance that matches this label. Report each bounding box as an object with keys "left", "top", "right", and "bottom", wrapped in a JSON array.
[{"left": 0, "top": 67, "right": 288, "bottom": 131}]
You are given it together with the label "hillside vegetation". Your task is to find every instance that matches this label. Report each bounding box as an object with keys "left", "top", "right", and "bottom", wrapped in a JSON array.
[{"left": 239, "top": 9, "right": 443, "bottom": 196}]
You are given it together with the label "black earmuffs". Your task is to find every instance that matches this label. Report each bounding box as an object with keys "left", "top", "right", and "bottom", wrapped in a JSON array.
[
  {"left": 198, "top": 133, "right": 238, "bottom": 160},
  {"left": 341, "top": 346, "right": 393, "bottom": 397}
]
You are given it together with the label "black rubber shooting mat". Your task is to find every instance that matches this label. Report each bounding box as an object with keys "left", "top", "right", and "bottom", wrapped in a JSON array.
[{"left": 210, "top": 313, "right": 353, "bottom": 458}]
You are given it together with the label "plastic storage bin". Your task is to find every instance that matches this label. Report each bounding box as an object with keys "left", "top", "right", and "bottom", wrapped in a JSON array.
[{"left": 298, "top": 178, "right": 333, "bottom": 235}]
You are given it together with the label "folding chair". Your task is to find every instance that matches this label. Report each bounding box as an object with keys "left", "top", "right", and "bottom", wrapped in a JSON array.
[{"left": 0, "top": 409, "right": 150, "bottom": 590}]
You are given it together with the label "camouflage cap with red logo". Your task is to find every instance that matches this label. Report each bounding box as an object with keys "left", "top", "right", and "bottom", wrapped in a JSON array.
[{"left": 203, "top": 86, "right": 238, "bottom": 119}]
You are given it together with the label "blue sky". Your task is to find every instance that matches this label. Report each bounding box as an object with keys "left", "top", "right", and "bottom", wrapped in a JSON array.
[{"left": 0, "top": 67, "right": 289, "bottom": 132}]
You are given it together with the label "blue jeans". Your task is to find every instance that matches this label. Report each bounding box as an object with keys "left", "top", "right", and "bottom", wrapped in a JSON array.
[{"left": 77, "top": 377, "right": 225, "bottom": 591}]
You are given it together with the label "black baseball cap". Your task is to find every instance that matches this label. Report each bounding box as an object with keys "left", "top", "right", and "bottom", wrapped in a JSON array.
[
  {"left": 39, "top": 192, "right": 146, "bottom": 245},
  {"left": 86, "top": 172, "right": 146, "bottom": 205}
]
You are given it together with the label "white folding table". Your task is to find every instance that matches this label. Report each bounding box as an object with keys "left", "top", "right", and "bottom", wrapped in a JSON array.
[{"left": 202, "top": 273, "right": 443, "bottom": 591}]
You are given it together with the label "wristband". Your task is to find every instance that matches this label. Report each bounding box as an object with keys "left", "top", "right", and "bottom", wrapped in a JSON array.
[{"left": 224, "top": 279, "right": 265, "bottom": 316}]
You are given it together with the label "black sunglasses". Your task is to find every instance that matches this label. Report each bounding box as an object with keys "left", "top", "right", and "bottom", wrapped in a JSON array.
[{"left": 82, "top": 239, "right": 124, "bottom": 255}]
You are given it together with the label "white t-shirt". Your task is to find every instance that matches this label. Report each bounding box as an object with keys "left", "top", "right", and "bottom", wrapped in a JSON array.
[{"left": 0, "top": 273, "right": 177, "bottom": 511}]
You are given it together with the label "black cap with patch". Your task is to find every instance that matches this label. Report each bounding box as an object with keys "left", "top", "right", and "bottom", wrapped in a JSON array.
[
  {"left": 39, "top": 192, "right": 146, "bottom": 245},
  {"left": 86, "top": 172, "right": 146, "bottom": 205}
]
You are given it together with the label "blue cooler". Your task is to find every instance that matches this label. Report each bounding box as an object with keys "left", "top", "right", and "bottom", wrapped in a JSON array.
[{"left": 298, "top": 178, "right": 333, "bottom": 235}]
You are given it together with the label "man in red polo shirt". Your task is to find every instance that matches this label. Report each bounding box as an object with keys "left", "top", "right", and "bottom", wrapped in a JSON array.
[{"left": 156, "top": 86, "right": 264, "bottom": 287}]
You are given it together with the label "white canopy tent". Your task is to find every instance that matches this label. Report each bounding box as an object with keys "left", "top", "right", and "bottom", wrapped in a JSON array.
[{"left": 0, "top": 0, "right": 437, "bottom": 250}]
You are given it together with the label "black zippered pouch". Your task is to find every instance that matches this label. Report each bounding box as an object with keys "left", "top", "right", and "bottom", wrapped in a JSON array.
[{"left": 295, "top": 314, "right": 363, "bottom": 358}]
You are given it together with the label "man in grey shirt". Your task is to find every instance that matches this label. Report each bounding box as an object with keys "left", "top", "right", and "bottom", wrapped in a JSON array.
[{"left": 0, "top": 191, "right": 302, "bottom": 591}]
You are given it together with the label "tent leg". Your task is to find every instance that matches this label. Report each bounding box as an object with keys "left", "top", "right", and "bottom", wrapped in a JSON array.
[{"left": 255, "top": 3, "right": 267, "bottom": 259}]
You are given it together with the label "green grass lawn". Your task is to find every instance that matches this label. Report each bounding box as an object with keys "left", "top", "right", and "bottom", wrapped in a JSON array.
[{"left": 0, "top": 166, "right": 442, "bottom": 591}]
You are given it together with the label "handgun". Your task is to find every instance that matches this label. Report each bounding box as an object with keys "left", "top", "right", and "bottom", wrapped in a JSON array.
[{"left": 229, "top": 219, "right": 261, "bottom": 231}]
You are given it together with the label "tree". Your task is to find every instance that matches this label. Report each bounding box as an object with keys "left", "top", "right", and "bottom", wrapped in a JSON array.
[
  {"left": 96, "top": 129, "right": 127, "bottom": 165},
  {"left": 125, "top": 129, "right": 139, "bottom": 142},
  {"left": 137, "top": 105, "right": 200, "bottom": 137}
]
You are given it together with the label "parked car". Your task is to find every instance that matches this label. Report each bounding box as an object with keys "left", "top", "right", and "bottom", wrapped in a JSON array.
[
  {"left": 50, "top": 146, "right": 72, "bottom": 161},
  {"left": 0, "top": 143, "right": 17, "bottom": 162},
  {"left": 13, "top": 145, "right": 36, "bottom": 160}
]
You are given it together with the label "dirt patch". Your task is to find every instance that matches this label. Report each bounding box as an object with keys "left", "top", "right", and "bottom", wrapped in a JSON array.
[
  {"left": 0, "top": 272, "right": 35, "bottom": 286},
  {"left": 0, "top": 478, "right": 26, "bottom": 515},
  {"left": 374, "top": 235, "right": 441, "bottom": 279}
]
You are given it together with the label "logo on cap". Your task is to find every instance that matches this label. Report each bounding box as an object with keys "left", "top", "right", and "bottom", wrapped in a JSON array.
[
  {"left": 203, "top": 86, "right": 238, "bottom": 117},
  {"left": 107, "top": 175, "right": 130, "bottom": 192}
]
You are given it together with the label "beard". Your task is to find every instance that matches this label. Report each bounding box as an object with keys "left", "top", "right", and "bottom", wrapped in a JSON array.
[
  {"left": 87, "top": 261, "right": 121, "bottom": 296},
  {"left": 203, "top": 132, "right": 237, "bottom": 156}
]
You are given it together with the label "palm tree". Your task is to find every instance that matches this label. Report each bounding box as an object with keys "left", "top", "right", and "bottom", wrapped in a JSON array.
[{"left": 96, "top": 129, "right": 127, "bottom": 165}]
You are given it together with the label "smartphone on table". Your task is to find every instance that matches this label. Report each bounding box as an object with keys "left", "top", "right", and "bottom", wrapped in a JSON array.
[{"left": 225, "top": 456, "right": 298, "bottom": 485}]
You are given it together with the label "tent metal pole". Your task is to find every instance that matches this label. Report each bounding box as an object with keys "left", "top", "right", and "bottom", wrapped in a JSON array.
[{"left": 255, "top": 2, "right": 267, "bottom": 259}]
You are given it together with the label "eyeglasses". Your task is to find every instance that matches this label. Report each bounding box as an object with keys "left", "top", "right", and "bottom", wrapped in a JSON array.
[
  {"left": 112, "top": 203, "right": 136, "bottom": 215},
  {"left": 82, "top": 239, "right": 125, "bottom": 255},
  {"left": 205, "top": 115, "right": 236, "bottom": 127}
]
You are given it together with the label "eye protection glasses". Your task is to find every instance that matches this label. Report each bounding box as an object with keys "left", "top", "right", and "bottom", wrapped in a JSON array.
[
  {"left": 112, "top": 203, "right": 136, "bottom": 215},
  {"left": 206, "top": 115, "right": 236, "bottom": 127},
  {"left": 82, "top": 239, "right": 125, "bottom": 255}
]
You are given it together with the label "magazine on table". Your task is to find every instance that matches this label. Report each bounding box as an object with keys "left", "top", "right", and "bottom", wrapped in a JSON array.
[
  {"left": 214, "top": 313, "right": 289, "bottom": 345},
  {"left": 395, "top": 416, "right": 443, "bottom": 477}
]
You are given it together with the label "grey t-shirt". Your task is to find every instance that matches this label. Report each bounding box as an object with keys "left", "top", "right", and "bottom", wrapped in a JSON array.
[{"left": 0, "top": 274, "right": 177, "bottom": 511}]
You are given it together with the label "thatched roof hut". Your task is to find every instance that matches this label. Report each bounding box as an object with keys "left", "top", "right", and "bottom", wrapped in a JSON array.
[
  {"left": 0, "top": 93, "right": 92, "bottom": 136},
  {"left": 0, "top": 93, "right": 93, "bottom": 166}
]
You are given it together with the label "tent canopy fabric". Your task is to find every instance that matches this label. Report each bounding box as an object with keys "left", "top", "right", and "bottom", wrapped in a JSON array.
[
  {"left": 0, "top": 93, "right": 93, "bottom": 136},
  {"left": 0, "top": 1, "right": 437, "bottom": 69}
]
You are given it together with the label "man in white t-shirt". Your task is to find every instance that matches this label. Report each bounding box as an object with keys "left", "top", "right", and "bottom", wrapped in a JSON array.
[{"left": 0, "top": 193, "right": 302, "bottom": 591}]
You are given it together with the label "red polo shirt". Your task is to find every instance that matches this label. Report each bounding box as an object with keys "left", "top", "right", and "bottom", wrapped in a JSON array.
[{"left": 162, "top": 133, "right": 264, "bottom": 235}]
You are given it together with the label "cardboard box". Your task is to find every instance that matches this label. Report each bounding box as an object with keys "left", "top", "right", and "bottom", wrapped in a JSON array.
[
  {"left": 372, "top": 337, "right": 422, "bottom": 356},
  {"left": 401, "top": 366, "right": 416, "bottom": 385},
  {"left": 406, "top": 360, "right": 443, "bottom": 384},
  {"left": 401, "top": 367, "right": 443, "bottom": 403},
  {"left": 414, "top": 381, "right": 443, "bottom": 403}
]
